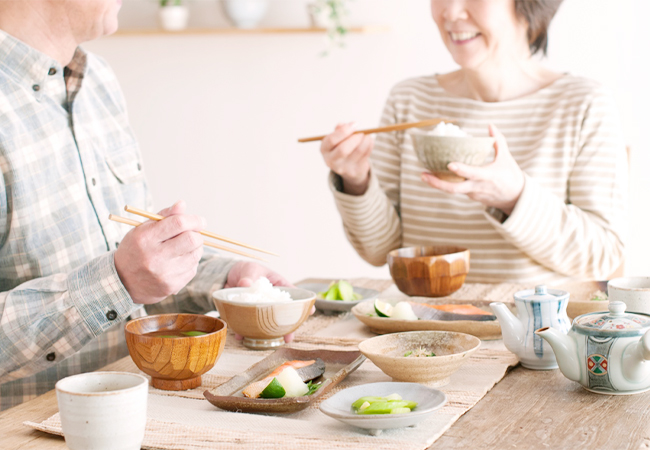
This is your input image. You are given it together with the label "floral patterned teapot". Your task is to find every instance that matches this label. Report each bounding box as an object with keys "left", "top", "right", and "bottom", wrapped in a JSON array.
[{"left": 535, "top": 301, "right": 650, "bottom": 394}]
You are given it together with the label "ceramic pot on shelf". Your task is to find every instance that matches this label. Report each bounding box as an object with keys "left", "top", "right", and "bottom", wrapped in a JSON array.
[
  {"left": 306, "top": 2, "right": 332, "bottom": 28},
  {"left": 159, "top": 5, "right": 190, "bottom": 31},
  {"left": 222, "top": 0, "right": 269, "bottom": 29}
]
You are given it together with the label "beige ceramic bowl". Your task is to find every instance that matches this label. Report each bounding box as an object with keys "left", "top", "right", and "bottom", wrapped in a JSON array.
[
  {"left": 387, "top": 246, "right": 470, "bottom": 297},
  {"left": 358, "top": 330, "right": 480, "bottom": 387},
  {"left": 212, "top": 286, "right": 315, "bottom": 350},
  {"left": 412, "top": 134, "right": 495, "bottom": 182}
]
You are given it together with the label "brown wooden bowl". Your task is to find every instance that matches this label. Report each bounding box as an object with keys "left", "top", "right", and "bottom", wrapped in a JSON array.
[
  {"left": 387, "top": 246, "right": 470, "bottom": 297},
  {"left": 124, "top": 314, "right": 227, "bottom": 391}
]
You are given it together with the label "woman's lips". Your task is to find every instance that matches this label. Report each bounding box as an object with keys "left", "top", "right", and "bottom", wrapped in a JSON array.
[{"left": 449, "top": 31, "right": 480, "bottom": 44}]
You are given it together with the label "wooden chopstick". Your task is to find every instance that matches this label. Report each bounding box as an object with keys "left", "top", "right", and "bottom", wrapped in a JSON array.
[
  {"left": 123, "top": 205, "right": 278, "bottom": 257},
  {"left": 109, "top": 214, "right": 267, "bottom": 262},
  {"left": 297, "top": 118, "right": 454, "bottom": 143}
]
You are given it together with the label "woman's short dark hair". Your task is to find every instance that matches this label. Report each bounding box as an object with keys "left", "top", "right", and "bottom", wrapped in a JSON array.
[{"left": 515, "top": 0, "right": 564, "bottom": 56}]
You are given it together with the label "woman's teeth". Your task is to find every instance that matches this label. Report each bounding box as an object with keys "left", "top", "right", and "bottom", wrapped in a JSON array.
[{"left": 450, "top": 32, "right": 479, "bottom": 42}]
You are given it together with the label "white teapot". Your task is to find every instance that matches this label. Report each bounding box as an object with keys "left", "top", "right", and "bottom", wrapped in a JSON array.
[
  {"left": 490, "top": 285, "right": 571, "bottom": 370},
  {"left": 536, "top": 301, "right": 650, "bottom": 394}
]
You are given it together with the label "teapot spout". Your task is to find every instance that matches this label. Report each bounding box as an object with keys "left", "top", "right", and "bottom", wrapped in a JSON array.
[
  {"left": 490, "top": 302, "right": 525, "bottom": 356},
  {"left": 535, "top": 327, "right": 580, "bottom": 381}
]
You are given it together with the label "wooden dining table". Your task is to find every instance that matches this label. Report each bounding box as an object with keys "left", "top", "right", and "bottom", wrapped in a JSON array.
[{"left": 2, "top": 278, "right": 650, "bottom": 449}]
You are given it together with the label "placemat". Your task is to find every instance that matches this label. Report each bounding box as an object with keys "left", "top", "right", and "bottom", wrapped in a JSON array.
[
  {"left": 24, "top": 281, "right": 522, "bottom": 449},
  {"left": 25, "top": 344, "right": 518, "bottom": 450}
]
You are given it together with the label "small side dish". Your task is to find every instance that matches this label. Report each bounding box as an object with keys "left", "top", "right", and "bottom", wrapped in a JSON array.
[
  {"left": 203, "top": 347, "right": 365, "bottom": 414},
  {"left": 319, "top": 382, "right": 447, "bottom": 435}
]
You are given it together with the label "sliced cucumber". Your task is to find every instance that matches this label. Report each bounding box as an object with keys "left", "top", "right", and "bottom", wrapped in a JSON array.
[{"left": 374, "top": 299, "right": 393, "bottom": 318}]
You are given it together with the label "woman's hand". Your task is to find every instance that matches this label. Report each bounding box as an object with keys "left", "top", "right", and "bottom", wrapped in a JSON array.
[
  {"left": 320, "top": 122, "right": 374, "bottom": 195},
  {"left": 421, "top": 124, "right": 525, "bottom": 215},
  {"left": 225, "top": 261, "right": 314, "bottom": 343}
]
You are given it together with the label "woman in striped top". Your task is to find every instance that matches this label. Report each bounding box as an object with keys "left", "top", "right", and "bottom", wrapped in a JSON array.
[{"left": 320, "top": 0, "right": 627, "bottom": 284}]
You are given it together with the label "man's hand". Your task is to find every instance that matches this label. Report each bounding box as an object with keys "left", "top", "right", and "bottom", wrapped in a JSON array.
[
  {"left": 421, "top": 124, "right": 525, "bottom": 215},
  {"left": 114, "top": 200, "right": 205, "bottom": 305},
  {"left": 225, "top": 261, "right": 313, "bottom": 343},
  {"left": 225, "top": 261, "right": 292, "bottom": 289}
]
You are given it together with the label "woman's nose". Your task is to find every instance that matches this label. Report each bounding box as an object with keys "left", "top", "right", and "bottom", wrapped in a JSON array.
[{"left": 440, "top": 0, "right": 469, "bottom": 22}]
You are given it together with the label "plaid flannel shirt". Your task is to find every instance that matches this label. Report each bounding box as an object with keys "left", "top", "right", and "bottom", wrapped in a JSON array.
[{"left": 0, "top": 31, "right": 236, "bottom": 410}]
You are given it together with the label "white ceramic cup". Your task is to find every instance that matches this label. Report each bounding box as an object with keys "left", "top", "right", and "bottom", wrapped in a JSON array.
[
  {"left": 55, "top": 371, "right": 148, "bottom": 450},
  {"left": 608, "top": 277, "right": 650, "bottom": 314}
]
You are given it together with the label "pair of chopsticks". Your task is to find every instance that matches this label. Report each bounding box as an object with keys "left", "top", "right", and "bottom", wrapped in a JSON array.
[
  {"left": 109, "top": 205, "right": 276, "bottom": 262},
  {"left": 297, "top": 118, "right": 454, "bottom": 143}
]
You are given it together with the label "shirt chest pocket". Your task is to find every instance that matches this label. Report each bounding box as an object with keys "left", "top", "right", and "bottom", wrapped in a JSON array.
[{"left": 105, "top": 146, "right": 146, "bottom": 185}]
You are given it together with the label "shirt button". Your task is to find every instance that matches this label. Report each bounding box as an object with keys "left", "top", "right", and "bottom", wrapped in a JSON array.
[
  {"left": 48, "top": 67, "right": 57, "bottom": 76},
  {"left": 46, "top": 352, "right": 56, "bottom": 361},
  {"left": 137, "top": 163, "right": 142, "bottom": 171},
  {"left": 106, "top": 310, "right": 118, "bottom": 321},
  {"left": 32, "top": 84, "right": 40, "bottom": 92},
  {"left": 115, "top": 242, "right": 120, "bottom": 248},
  {"left": 91, "top": 178, "right": 96, "bottom": 186}
]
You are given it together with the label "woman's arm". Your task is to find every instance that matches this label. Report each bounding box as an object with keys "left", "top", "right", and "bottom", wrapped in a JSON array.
[
  {"left": 484, "top": 90, "right": 627, "bottom": 279},
  {"left": 327, "top": 95, "right": 404, "bottom": 266}
]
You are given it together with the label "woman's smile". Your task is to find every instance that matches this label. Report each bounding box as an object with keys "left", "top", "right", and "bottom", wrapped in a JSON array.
[{"left": 449, "top": 31, "right": 481, "bottom": 44}]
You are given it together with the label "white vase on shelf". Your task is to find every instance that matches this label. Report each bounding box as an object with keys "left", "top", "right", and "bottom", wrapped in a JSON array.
[
  {"left": 159, "top": 5, "right": 190, "bottom": 31},
  {"left": 222, "top": 0, "right": 269, "bottom": 29},
  {"left": 307, "top": 2, "right": 332, "bottom": 28}
]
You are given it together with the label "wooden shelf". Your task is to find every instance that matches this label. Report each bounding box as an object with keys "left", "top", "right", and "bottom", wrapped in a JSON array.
[{"left": 113, "top": 25, "right": 390, "bottom": 36}]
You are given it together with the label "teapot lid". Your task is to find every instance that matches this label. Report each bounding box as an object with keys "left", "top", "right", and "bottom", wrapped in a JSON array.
[
  {"left": 574, "top": 301, "right": 650, "bottom": 336},
  {"left": 514, "top": 285, "right": 569, "bottom": 302}
]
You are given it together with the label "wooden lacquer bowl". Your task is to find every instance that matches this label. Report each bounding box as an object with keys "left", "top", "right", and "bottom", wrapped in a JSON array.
[
  {"left": 212, "top": 287, "right": 315, "bottom": 350},
  {"left": 124, "top": 314, "right": 227, "bottom": 391},
  {"left": 388, "top": 246, "right": 470, "bottom": 297}
]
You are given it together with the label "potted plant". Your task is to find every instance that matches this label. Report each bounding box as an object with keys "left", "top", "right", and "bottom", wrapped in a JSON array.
[
  {"left": 159, "top": 0, "right": 190, "bottom": 31},
  {"left": 307, "top": 0, "right": 352, "bottom": 51}
]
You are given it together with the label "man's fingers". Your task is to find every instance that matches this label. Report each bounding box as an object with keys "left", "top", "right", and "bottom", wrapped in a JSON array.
[
  {"left": 151, "top": 214, "right": 206, "bottom": 242},
  {"left": 161, "top": 230, "right": 205, "bottom": 257},
  {"left": 157, "top": 200, "right": 186, "bottom": 217}
]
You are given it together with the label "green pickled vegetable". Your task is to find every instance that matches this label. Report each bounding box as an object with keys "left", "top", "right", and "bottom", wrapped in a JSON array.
[
  {"left": 351, "top": 394, "right": 418, "bottom": 415},
  {"left": 318, "top": 280, "right": 363, "bottom": 301}
]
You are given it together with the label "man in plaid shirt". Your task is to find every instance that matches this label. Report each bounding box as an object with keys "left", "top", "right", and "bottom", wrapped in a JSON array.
[{"left": 0, "top": 1, "right": 290, "bottom": 410}]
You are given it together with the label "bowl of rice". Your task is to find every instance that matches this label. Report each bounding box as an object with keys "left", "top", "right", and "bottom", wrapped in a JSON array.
[
  {"left": 411, "top": 122, "right": 495, "bottom": 182},
  {"left": 212, "top": 278, "right": 316, "bottom": 350}
]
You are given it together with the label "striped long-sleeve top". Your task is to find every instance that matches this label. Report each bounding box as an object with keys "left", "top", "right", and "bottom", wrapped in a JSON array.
[{"left": 330, "top": 74, "right": 627, "bottom": 284}]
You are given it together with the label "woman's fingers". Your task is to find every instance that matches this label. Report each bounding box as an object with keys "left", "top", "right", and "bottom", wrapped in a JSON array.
[
  {"left": 421, "top": 172, "right": 475, "bottom": 195},
  {"left": 321, "top": 122, "right": 357, "bottom": 154}
]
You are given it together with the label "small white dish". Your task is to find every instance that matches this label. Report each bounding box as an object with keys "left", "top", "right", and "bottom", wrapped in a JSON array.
[
  {"left": 319, "top": 382, "right": 447, "bottom": 435},
  {"left": 298, "top": 283, "right": 379, "bottom": 315}
]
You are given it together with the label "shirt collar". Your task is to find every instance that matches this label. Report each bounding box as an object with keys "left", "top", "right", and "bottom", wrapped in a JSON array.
[{"left": 0, "top": 29, "right": 88, "bottom": 100}]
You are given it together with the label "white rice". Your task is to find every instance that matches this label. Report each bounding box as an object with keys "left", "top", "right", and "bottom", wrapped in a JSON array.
[
  {"left": 426, "top": 121, "right": 471, "bottom": 137},
  {"left": 226, "top": 277, "right": 292, "bottom": 304}
]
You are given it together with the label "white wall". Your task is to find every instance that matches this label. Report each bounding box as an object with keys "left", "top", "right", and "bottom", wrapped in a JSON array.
[{"left": 85, "top": 0, "right": 649, "bottom": 284}]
